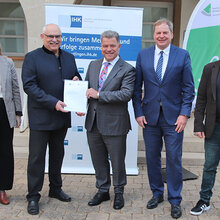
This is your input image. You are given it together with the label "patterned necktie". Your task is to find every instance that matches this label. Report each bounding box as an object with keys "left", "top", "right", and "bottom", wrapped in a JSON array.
[
  {"left": 156, "top": 51, "right": 163, "bottom": 82},
  {"left": 98, "top": 62, "right": 110, "bottom": 91}
]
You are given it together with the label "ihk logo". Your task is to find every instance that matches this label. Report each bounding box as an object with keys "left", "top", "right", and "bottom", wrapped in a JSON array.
[
  {"left": 72, "top": 154, "right": 83, "bottom": 160},
  {"left": 77, "top": 154, "right": 83, "bottom": 160},
  {"left": 78, "top": 68, "right": 84, "bottom": 74},
  {"left": 70, "top": 16, "right": 82, "bottom": 28},
  {"left": 77, "top": 126, "right": 83, "bottom": 132},
  {"left": 64, "top": 140, "right": 68, "bottom": 146},
  {"left": 72, "top": 126, "right": 83, "bottom": 132}
]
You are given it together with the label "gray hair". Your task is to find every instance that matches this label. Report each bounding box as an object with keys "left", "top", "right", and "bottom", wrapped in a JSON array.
[
  {"left": 101, "top": 30, "right": 120, "bottom": 43},
  {"left": 42, "top": 25, "right": 47, "bottom": 33},
  {"left": 0, "top": 42, "right": 2, "bottom": 55},
  {"left": 154, "top": 18, "right": 173, "bottom": 32},
  {"left": 42, "top": 23, "right": 61, "bottom": 34}
]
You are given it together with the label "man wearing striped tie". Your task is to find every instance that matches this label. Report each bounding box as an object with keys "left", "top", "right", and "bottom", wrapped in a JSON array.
[
  {"left": 132, "top": 18, "right": 194, "bottom": 219},
  {"left": 84, "top": 30, "right": 135, "bottom": 210}
]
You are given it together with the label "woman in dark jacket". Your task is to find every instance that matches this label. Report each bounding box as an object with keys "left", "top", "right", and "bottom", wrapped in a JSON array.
[{"left": 0, "top": 43, "right": 22, "bottom": 205}]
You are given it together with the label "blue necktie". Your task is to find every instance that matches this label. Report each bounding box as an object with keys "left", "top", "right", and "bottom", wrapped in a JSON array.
[{"left": 156, "top": 51, "right": 163, "bottom": 82}]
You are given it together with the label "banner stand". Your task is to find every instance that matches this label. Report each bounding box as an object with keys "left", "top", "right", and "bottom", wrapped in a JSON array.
[{"left": 45, "top": 4, "right": 143, "bottom": 175}]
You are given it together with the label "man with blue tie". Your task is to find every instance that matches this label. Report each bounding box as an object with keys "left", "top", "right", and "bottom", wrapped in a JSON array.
[{"left": 133, "top": 18, "right": 194, "bottom": 219}]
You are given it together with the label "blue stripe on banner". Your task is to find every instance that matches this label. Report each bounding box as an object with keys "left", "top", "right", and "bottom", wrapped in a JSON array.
[{"left": 60, "top": 33, "right": 141, "bottom": 61}]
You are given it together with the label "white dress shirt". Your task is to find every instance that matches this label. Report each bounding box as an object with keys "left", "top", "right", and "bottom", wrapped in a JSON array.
[{"left": 154, "top": 44, "right": 171, "bottom": 80}]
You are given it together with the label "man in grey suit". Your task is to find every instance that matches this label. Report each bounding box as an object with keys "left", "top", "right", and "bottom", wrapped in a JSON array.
[{"left": 85, "top": 30, "right": 135, "bottom": 210}]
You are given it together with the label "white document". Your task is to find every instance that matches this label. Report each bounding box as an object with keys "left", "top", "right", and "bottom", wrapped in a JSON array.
[{"left": 64, "top": 80, "right": 88, "bottom": 113}]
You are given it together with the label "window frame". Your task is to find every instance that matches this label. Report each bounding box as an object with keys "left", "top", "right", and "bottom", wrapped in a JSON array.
[
  {"left": 112, "top": 0, "right": 173, "bottom": 48},
  {"left": 0, "top": 0, "right": 27, "bottom": 57},
  {"left": 108, "top": 0, "right": 181, "bottom": 47}
]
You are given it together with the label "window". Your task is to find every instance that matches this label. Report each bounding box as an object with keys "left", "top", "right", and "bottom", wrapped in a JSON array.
[
  {"left": 0, "top": 1, "right": 26, "bottom": 56},
  {"left": 112, "top": 1, "right": 173, "bottom": 49}
]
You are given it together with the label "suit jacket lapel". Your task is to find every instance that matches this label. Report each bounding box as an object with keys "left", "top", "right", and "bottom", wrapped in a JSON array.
[
  {"left": 0, "top": 56, "right": 7, "bottom": 94},
  {"left": 161, "top": 44, "right": 176, "bottom": 84},
  {"left": 101, "top": 57, "right": 123, "bottom": 90},
  {"left": 92, "top": 59, "right": 103, "bottom": 91},
  {"left": 149, "top": 46, "right": 158, "bottom": 82},
  {"left": 211, "top": 60, "right": 220, "bottom": 101}
]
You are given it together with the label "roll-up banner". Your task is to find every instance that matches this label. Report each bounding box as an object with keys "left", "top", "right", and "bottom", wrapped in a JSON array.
[
  {"left": 183, "top": 0, "right": 220, "bottom": 108},
  {"left": 45, "top": 4, "right": 143, "bottom": 175}
]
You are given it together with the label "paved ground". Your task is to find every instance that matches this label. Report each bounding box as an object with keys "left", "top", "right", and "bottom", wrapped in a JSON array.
[
  {"left": 0, "top": 158, "right": 219, "bottom": 220},
  {"left": 1, "top": 115, "right": 220, "bottom": 219}
]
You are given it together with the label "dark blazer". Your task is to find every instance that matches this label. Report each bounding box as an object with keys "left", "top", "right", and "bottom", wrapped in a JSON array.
[
  {"left": 22, "top": 47, "right": 81, "bottom": 130},
  {"left": 85, "top": 57, "right": 136, "bottom": 136},
  {"left": 194, "top": 60, "right": 220, "bottom": 138},
  {"left": 133, "top": 44, "right": 195, "bottom": 125}
]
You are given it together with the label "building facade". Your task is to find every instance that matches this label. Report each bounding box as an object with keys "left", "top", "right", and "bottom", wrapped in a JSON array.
[
  {"left": 0, "top": 0, "right": 199, "bottom": 102},
  {"left": 0, "top": 0, "right": 199, "bottom": 60}
]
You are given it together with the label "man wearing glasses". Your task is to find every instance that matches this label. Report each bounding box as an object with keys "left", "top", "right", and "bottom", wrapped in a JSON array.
[{"left": 22, "top": 24, "right": 81, "bottom": 215}]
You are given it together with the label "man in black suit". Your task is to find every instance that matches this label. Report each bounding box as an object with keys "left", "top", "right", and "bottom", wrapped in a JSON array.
[
  {"left": 190, "top": 60, "right": 220, "bottom": 216},
  {"left": 22, "top": 24, "right": 81, "bottom": 215}
]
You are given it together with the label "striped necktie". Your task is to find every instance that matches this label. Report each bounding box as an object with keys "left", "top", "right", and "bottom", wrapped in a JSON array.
[
  {"left": 156, "top": 51, "right": 163, "bottom": 82},
  {"left": 98, "top": 62, "right": 110, "bottom": 91}
]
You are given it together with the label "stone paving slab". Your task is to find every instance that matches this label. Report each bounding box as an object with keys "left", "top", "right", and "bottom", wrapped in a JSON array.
[{"left": 0, "top": 159, "right": 219, "bottom": 220}]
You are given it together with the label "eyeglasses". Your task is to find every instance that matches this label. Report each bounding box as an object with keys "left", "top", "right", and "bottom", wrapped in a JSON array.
[{"left": 43, "top": 33, "right": 62, "bottom": 39}]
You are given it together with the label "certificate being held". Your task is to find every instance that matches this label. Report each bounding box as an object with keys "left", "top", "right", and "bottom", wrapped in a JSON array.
[{"left": 64, "top": 80, "right": 88, "bottom": 113}]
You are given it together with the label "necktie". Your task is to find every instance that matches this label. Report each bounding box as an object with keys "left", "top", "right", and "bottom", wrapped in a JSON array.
[
  {"left": 156, "top": 51, "right": 163, "bottom": 82},
  {"left": 98, "top": 62, "right": 110, "bottom": 91}
]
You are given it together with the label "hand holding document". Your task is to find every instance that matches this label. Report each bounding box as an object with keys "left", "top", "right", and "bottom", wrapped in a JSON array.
[{"left": 64, "top": 80, "right": 88, "bottom": 113}]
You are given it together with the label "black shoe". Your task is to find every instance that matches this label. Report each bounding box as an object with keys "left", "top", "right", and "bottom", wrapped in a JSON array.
[
  {"left": 147, "top": 196, "right": 164, "bottom": 209},
  {"left": 190, "top": 200, "right": 210, "bottom": 216},
  {"left": 27, "top": 200, "right": 39, "bottom": 215},
  {"left": 49, "top": 189, "right": 71, "bottom": 202},
  {"left": 171, "top": 204, "right": 182, "bottom": 219},
  {"left": 88, "top": 192, "right": 110, "bottom": 206},
  {"left": 113, "top": 193, "right": 124, "bottom": 210}
]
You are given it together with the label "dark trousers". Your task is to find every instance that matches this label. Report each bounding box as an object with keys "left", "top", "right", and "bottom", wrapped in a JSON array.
[
  {"left": 26, "top": 127, "right": 67, "bottom": 201},
  {"left": 87, "top": 121, "right": 127, "bottom": 194},
  {"left": 200, "top": 122, "right": 220, "bottom": 202},
  {"left": 0, "top": 99, "right": 14, "bottom": 190},
  {"left": 143, "top": 109, "right": 183, "bottom": 205}
]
